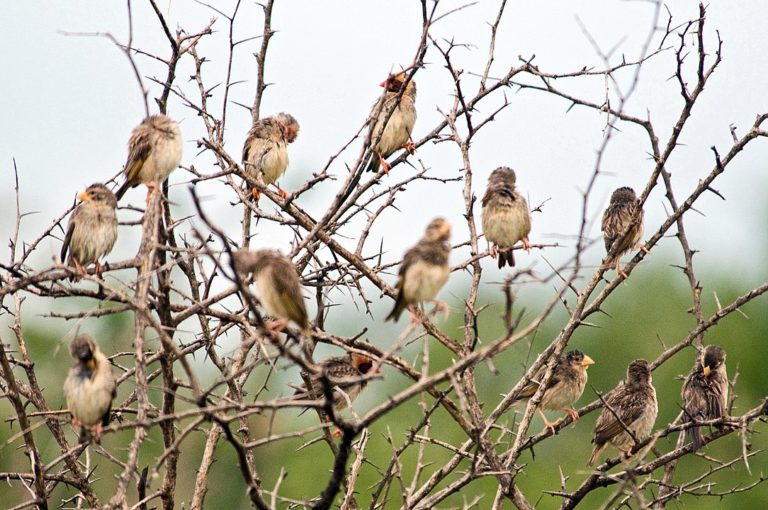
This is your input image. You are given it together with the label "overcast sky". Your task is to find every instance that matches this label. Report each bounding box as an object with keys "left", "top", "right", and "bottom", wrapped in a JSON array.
[{"left": 2, "top": 1, "right": 767, "bottom": 335}]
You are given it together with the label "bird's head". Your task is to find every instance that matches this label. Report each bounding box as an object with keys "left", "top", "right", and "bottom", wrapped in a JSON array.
[
  {"left": 609, "top": 186, "right": 638, "bottom": 205},
  {"left": 351, "top": 353, "right": 379, "bottom": 375},
  {"left": 701, "top": 345, "right": 726, "bottom": 377},
  {"left": 275, "top": 113, "right": 300, "bottom": 143},
  {"left": 566, "top": 350, "right": 595, "bottom": 370},
  {"left": 424, "top": 217, "right": 452, "bottom": 243},
  {"left": 78, "top": 183, "right": 118, "bottom": 208}
]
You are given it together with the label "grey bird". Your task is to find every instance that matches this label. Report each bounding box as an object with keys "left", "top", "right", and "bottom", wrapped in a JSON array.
[
  {"left": 63, "top": 335, "right": 117, "bottom": 441},
  {"left": 386, "top": 218, "right": 451, "bottom": 322},
  {"left": 295, "top": 353, "right": 378, "bottom": 414},
  {"left": 366, "top": 71, "right": 417, "bottom": 173},
  {"left": 682, "top": 345, "right": 728, "bottom": 450},
  {"left": 233, "top": 249, "right": 312, "bottom": 353},
  {"left": 242, "top": 113, "right": 300, "bottom": 201},
  {"left": 512, "top": 350, "right": 595, "bottom": 433},
  {"left": 588, "top": 359, "right": 658, "bottom": 466},
  {"left": 481, "top": 167, "right": 532, "bottom": 268},
  {"left": 601, "top": 187, "right": 645, "bottom": 277},
  {"left": 60, "top": 183, "right": 118, "bottom": 281},
  {"left": 115, "top": 114, "right": 182, "bottom": 199}
]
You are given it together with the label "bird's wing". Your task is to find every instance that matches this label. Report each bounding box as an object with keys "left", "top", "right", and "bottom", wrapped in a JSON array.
[
  {"left": 593, "top": 387, "right": 646, "bottom": 443},
  {"left": 124, "top": 129, "right": 152, "bottom": 182},
  {"left": 60, "top": 219, "right": 76, "bottom": 262}
]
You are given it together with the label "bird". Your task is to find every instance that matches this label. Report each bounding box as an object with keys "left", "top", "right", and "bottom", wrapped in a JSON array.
[
  {"left": 232, "top": 249, "right": 312, "bottom": 354},
  {"left": 63, "top": 335, "right": 117, "bottom": 442},
  {"left": 588, "top": 359, "right": 658, "bottom": 466},
  {"left": 481, "top": 167, "right": 532, "bottom": 268},
  {"left": 512, "top": 350, "right": 595, "bottom": 433},
  {"left": 386, "top": 217, "right": 451, "bottom": 322},
  {"left": 60, "top": 183, "right": 118, "bottom": 281},
  {"left": 682, "top": 345, "right": 728, "bottom": 450},
  {"left": 295, "top": 353, "right": 378, "bottom": 415},
  {"left": 115, "top": 114, "right": 182, "bottom": 200},
  {"left": 366, "top": 71, "right": 417, "bottom": 173},
  {"left": 601, "top": 186, "right": 645, "bottom": 278},
  {"left": 242, "top": 112, "right": 300, "bottom": 201}
]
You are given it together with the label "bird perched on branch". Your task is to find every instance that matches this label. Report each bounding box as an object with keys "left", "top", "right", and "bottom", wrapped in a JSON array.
[
  {"left": 682, "top": 345, "right": 728, "bottom": 450},
  {"left": 295, "top": 353, "right": 378, "bottom": 415},
  {"left": 366, "top": 71, "right": 417, "bottom": 173},
  {"left": 386, "top": 218, "right": 451, "bottom": 322},
  {"left": 601, "top": 186, "right": 645, "bottom": 278},
  {"left": 232, "top": 249, "right": 313, "bottom": 355},
  {"left": 63, "top": 335, "right": 116, "bottom": 442},
  {"left": 242, "top": 112, "right": 300, "bottom": 201},
  {"left": 588, "top": 359, "right": 657, "bottom": 466},
  {"left": 481, "top": 167, "right": 532, "bottom": 268},
  {"left": 60, "top": 183, "right": 118, "bottom": 281},
  {"left": 115, "top": 114, "right": 182, "bottom": 200},
  {"left": 512, "top": 350, "right": 594, "bottom": 433}
]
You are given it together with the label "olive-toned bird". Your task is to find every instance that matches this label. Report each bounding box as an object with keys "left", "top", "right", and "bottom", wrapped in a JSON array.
[
  {"left": 366, "top": 71, "right": 417, "bottom": 173},
  {"left": 60, "top": 183, "right": 118, "bottom": 281},
  {"left": 588, "top": 359, "right": 658, "bottom": 466},
  {"left": 115, "top": 114, "right": 182, "bottom": 200},
  {"left": 242, "top": 112, "right": 300, "bottom": 200},
  {"left": 296, "top": 353, "right": 378, "bottom": 414},
  {"left": 601, "top": 186, "right": 645, "bottom": 278},
  {"left": 386, "top": 218, "right": 451, "bottom": 322},
  {"left": 233, "top": 249, "right": 313, "bottom": 353},
  {"left": 512, "top": 350, "right": 594, "bottom": 433},
  {"left": 63, "top": 335, "right": 117, "bottom": 442},
  {"left": 481, "top": 167, "right": 532, "bottom": 268},
  {"left": 682, "top": 345, "right": 728, "bottom": 450}
]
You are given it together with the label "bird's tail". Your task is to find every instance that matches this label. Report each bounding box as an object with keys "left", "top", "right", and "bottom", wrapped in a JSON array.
[
  {"left": 587, "top": 443, "right": 604, "bottom": 467},
  {"left": 690, "top": 426, "right": 703, "bottom": 451},
  {"left": 386, "top": 293, "right": 406, "bottom": 322},
  {"left": 115, "top": 180, "right": 131, "bottom": 200},
  {"left": 498, "top": 248, "right": 516, "bottom": 268}
]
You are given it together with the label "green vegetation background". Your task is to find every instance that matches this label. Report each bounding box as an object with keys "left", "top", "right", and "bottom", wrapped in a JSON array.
[{"left": 2, "top": 257, "right": 766, "bottom": 509}]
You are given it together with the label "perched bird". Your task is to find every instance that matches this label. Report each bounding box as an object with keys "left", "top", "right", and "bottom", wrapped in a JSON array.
[
  {"left": 588, "top": 359, "right": 658, "bottom": 466},
  {"left": 115, "top": 114, "right": 182, "bottom": 200},
  {"left": 296, "top": 353, "right": 378, "bottom": 415},
  {"left": 60, "top": 183, "right": 118, "bottom": 281},
  {"left": 242, "top": 113, "right": 300, "bottom": 200},
  {"left": 386, "top": 218, "right": 451, "bottom": 322},
  {"left": 366, "top": 71, "right": 417, "bottom": 173},
  {"left": 601, "top": 186, "right": 645, "bottom": 278},
  {"left": 63, "top": 335, "right": 117, "bottom": 441},
  {"left": 512, "top": 350, "right": 595, "bottom": 433},
  {"left": 481, "top": 167, "right": 532, "bottom": 268},
  {"left": 682, "top": 345, "right": 728, "bottom": 450},
  {"left": 232, "top": 249, "right": 312, "bottom": 353}
]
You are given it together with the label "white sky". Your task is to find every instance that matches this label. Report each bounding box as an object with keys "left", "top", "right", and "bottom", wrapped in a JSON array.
[{"left": 2, "top": 1, "right": 767, "bottom": 337}]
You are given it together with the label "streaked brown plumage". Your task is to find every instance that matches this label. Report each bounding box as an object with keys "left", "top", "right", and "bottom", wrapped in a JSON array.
[
  {"left": 242, "top": 113, "right": 300, "bottom": 200},
  {"left": 60, "top": 183, "right": 118, "bottom": 281},
  {"left": 366, "top": 71, "right": 417, "bottom": 173},
  {"left": 601, "top": 186, "right": 644, "bottom": 277},
  {"left": 63, "top": 335, "right": 116, "bottom": 441},
  {"left": 386, "top": 218, "right": 451, "bottom": 322},
  {"left": 116, "top": 114, "right": 182, "bottom": 199},
  {"left": 513, "top": 350, "right": 594, "bottom": 432},
  {"left": 233, "top": 249, "right": 312, "bottom": 353},
  {"left": 588, "top": 359, "right": 657, "bottom": 466},
  {"left": 481, "top": 167, "right": 532, "bottom": 268},
  {"left": 296, "top": 353, "right": 377, "bottom": 414},
  {"left": 682, "top": 345, "right": 728, "bottom": 451}
]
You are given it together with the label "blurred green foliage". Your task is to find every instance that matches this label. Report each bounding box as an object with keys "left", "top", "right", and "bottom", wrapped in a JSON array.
[{"left": 1, "top": 264, "right": 766, "bottom": 508}]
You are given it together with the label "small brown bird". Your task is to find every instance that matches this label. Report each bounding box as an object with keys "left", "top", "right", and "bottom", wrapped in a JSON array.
[
  {"left": 588, "top": 359, "right": 658, "bottom": 466},
  {"left": 512, "top": 350, "right": 594, "bottom": 433},
  {"left": 601, "top": 186, "right": 645, "bottom": 278},
  {"left": 60, "top": 183, "right": 118, "bottom": 281},
  {"left": 296, "top": 353, "right": 378, "bottom": 414},
  {"left": 242, "top": 113, "right": 300, "bottom": 200},
  {"left": 115, "top": 114, "right": 182, "bottom": 200},
  {"left": 232, "top": 249, "right": 312, "bottom": 353},
  {"left": 682, "top": 345, "right": 728, "bottom": 450},
  {"left": 63, "top": 335, "right": 117, "bottom": 441},
  {"left": 366, "top": 71, "right": 417, "bottom": 173},
  {"left": 386, "top": 218, "right": 451, "bottom": 322},
  {"left": 481, "top": 167, "right": 532, "bottom": 268}
]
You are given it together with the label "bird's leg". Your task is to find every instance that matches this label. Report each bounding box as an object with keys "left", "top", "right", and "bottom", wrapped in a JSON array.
[
  {"left": 73, "top": 259, "right": 87, "bottom": 277},
  {"left": 250, "top": 187, "right": 261, "bottom": 202},
  {"left": 489, "top": 244, "right": 498, "bottom": 258},
  {"left": 272, "top": 183, "right": 288, "bottom": 199},
  {"left": 521, "top": 236, "right": 532, "bottom": 251},
  {"left": 92, "top": 423, "right": 104, "bottom": 442},
  {"left": 408, "top": 305, "right": 421, "bottom": 326},
  {"left": 431, "top": 300, "right": 449, "bottom": 319},
  {"left": 377, "top": 153, "right": 392, "bottom": 174},
  {"left": 616, "top": 259, "right": 629, "bottom": 279},
  {"left": 95, "top": 261, "right": 104, "bottom": 279},
  {"left": 640, "top": 243, "right": 651, "bottom": 254},
  {"left": 266, "top": 318, "right": 289, "bottom": 332},
  {"left": 403, "top": 138, "right": 417, "bottom": 155},
  {"left": 538, "top": 409, "right": 561, "bottom": 434},
  {"left": 564, "top": 407, "right": 580, "bottom": 426}
]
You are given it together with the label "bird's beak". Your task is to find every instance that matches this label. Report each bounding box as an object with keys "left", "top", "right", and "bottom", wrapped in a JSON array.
[
  {"left": 582, "top": 355, "right": 595, "bottom": 367},
  {"left": 77, "top": 191, "right": 90, "bottom": 202},
  {"left": 379, "top": 80, "right": 386, "bottom": 88},
  {"left": 703, "top": 366, "right": 712, "bottom": 377}
]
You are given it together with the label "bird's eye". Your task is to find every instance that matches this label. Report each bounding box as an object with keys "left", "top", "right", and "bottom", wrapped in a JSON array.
[{"left": 358, "top": 362, "right": 372, "bottom": 374}]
